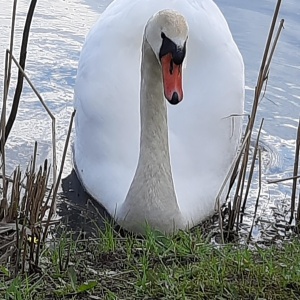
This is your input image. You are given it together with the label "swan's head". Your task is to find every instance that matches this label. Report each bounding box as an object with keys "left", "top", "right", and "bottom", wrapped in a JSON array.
[{"left": 145, "top": 10, "right": 188, "bottom": 105}]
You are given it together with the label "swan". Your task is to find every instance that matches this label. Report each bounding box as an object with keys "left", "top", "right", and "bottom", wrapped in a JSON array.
[{"left": 73, "top": 0, "right": 244, "bottom": 234}]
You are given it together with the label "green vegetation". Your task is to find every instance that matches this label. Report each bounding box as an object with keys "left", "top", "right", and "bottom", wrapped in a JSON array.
[{"left": 1, "top": 222, "right": 299, "bottom": 300}]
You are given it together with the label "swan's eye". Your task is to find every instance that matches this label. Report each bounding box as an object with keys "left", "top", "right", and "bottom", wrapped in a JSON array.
[{"left": 161, "top": 32, "right": 166, "bottom": 39}]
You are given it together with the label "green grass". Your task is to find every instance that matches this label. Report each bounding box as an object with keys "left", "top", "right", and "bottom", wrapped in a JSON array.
[{"left": 1, "top": 221, "right": 300, "bottom": 300}]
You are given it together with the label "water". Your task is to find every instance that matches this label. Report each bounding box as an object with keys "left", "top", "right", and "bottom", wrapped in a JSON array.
[{"left": 0, "top": 0, "right": 299, "bottom": 240}]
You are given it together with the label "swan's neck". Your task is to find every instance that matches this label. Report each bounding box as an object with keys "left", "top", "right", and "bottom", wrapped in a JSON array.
[
  {"left": 121, "top": 38, "right": 183, "bottom": 232},
  {"left": 139, "top": 39, "right": 171, "bottom": 169}
]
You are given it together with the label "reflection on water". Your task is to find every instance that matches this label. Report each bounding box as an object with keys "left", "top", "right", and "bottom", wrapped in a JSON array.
[{"left": 0, "top": 0, "right": 299, "bottom": 241}]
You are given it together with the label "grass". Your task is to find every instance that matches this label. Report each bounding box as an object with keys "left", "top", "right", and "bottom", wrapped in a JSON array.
[{"left": 1, "top": 221, "right": 300, "bottom": 299}]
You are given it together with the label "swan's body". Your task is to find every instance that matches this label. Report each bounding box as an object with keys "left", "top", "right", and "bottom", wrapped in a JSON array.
[{"left": 74, "top": 0, "right": 244, "bottom": 234}]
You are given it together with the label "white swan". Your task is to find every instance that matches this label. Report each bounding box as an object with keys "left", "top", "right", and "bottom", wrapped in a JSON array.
[{"left": 73, "top": 0, "right": 244, "bottom": 234}]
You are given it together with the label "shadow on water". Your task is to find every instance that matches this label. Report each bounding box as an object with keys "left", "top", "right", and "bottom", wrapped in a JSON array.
[
  {"left": 59, "top": 169, "right": 113, "bottom": 235},
  {"left": 59, "top": 169, "right": 220, "bottom": 240}
]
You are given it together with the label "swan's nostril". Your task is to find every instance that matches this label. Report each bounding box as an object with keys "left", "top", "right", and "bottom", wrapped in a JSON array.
[{"left": 169, "top": 92, "right": 180, "bottom": 105}]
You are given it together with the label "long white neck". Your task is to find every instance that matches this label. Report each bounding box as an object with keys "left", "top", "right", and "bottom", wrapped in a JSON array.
[
  {"left": 139, "top": 39, "right": 173, "bottom": 180},
  {"left": 119, "top": 38, "right": 184, "bottom": 233}
]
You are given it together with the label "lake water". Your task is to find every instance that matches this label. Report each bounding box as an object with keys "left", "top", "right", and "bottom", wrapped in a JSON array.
[{"left": 0, "top": 0, "right": 299, "bottom": 241}]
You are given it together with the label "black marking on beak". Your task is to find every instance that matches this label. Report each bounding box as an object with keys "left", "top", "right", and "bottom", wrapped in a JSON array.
[
  {"left": 159, "top": 32, "right": 186, "bottom": 66},
  {"left": 169, "top": 92, "right": 180, "bottom": 105}
]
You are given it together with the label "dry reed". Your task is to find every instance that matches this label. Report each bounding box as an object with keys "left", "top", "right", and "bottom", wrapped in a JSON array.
[
  {"left": 220, "top": 0, "right": 286, "bottom": 242},
  {"left": 0, "top": 0, "right": 74, "bottom": 276}
]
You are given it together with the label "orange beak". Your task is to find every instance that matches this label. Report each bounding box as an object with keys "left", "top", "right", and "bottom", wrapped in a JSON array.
[{"left": 161, "top": 53, "right": 183, "bottom": 105}]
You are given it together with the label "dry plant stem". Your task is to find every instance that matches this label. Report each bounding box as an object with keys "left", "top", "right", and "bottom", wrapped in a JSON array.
[
  {"left": 8, "top": 167, "right": 21, "bottom": 222},
  {"left": 21, "top": 149, "right": 51, "bottom": 274},
  {"left": 255, "top": 0, "right": 282, "bottom": 108},
  {"left": 15, "top": 199, "right": 21, "bottom": 275},
  {"left": 232, "top": 121, "right": 263, "bottom": 231},
  {"left": 0, "top": 174, "right": 27, "bottom": 189},
  {"left": 216, "top": 130, "right": 251, "bottom": 206},
  {"left": 33, "top": 162, "right": 49, "bottom": 269},
  {"left": 217, "top": 195, "right": 224, "bottom": 244},
  {"left": 227, "top": 0, "right": 283, "bottom": 234},
  {"left": 225, "top": 116, "right": 250, "bottom": 202},
  {"left": 7, "top": 52, "right": 57, "bottom": 188},
  {"left": 297, "top": 188, "right": 300, "bottom": 230},
  {"left": 0, "top": 51, "right": 9, "bottom": 220},
  {"left": 247, "top": 0, "right": 283, "bottom": 173},
  {"left": 21, "top": 233, "right": 27, "bottom": 274},
  {"left": 7, "top": 167, "right": 21, "bottom": 274},
  {"left": 263, "top": 19, "right": 284, "bottom": 83},
  {"left": 19, "top": 148, "right": 36, "bottom": 274},
  {"left": 291, "top": 119, "right": 300, "bottom": 224},
  {"left": 1, "top": 0, "right": 37, "bottom": 148},
  {"left": 0, "top": 147, "right": 52, "bottom": 274},
  {"left": 32, "top": 141, "right": 37, "bottom": 172},
  {"left": 224, "top": 118, "right": 250, "bottom": 235},
  {"left": 241, "top": 119, "right": 264, "bottom": 217},
  {"left": 43, "top": 110, "right": 76, "bottom": 243},
  {"left": 231, "top": 152, "right": 247, "bottom": 232},
  {"left": 216, "top": 130, "right": 251, "bottom": 243},
  {"left": 1, "top": 0, "right": 17, "bottom": 218},
  {"left": 267, "top": 175, "right": 300, "bottom": 184},
  {"left": 42, "top": 169, "right": 53, "bottom": 214},
  {"left": 228, "top": 140, "right": 249, "bottom": 234},
  {"left": 248, "top": 149, "right": 262, "bottom": 242}
]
